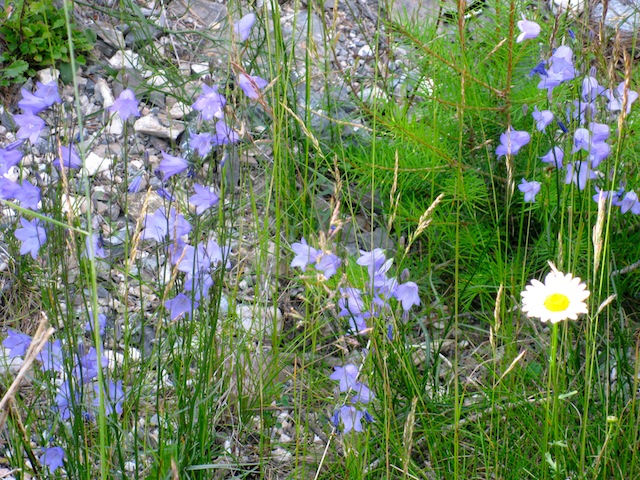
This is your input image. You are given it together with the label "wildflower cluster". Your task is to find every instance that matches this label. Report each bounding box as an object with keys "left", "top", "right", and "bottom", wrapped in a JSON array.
[
  {"left": 290, "top": 238, "right": 422, "bottom": 434},
  {"left": 499, "top": 27, "right": 639, "bottom": 209}
]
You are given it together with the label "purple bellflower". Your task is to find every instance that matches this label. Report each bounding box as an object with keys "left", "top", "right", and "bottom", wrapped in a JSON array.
[
  {"left": 540, "top": 146, "right": 564, "bottom": 168},
  {"left": 37, "top": 339, "right": 63, "bottom": 372},
  {"left": 329, "top": 364, "right": 360, "bottom": 391},
  {"left": 13, "top": 179, "right": 41, "bottom": 210},
  {"left": 394, "top": 281, "right": 421, "bottom": 311},
  {"left": 604, "top": 81, "right": 639, "bottom": 114},
  {"left": 190, "top": 184, "right": 220, "bottom": 214},
  {"left": 53, "top": 144, "right": 82, "bottom": 169},
  {"left": 3, "top": 329, "right": 32, "bottom": 358},
  {"left": 213, "top": 120, "right": 240, "bottom": 145},
  {"left": 40, "top": 446, "right": 65, "bottom": 472},
  {"left": 93, "top": 379, "right": 125, "bottom": 416},
  {"left": 34, "top": 81, "right": 62, "bottom": 106},
  {"left": 619, "top": 191, "right": 640, "bottom": 214},
  {"left": 592, "top": 187, "right": 621, "bottom": 206},
  {"left": 536, "top": 45, "right": 576, "bottom": 93},
  {"left": 192, "top": 84, "right": 226, "bottom": 121},
  {"left": 516, "top": 15, "right": 540, "bottom": 43},
  {"left": 85, "top": 312, "right": 107, "bottom": 336},
  {"left": 189, "top": 132, "right": 214, "bottom": 157},
  {"left": 234, "top": 12, "right": 256, "bottom": 41},
  {"left": 588, "top": 142, "right": 611, "bottom": 168},
  {"left": 0, "top": 146, "right": 23, "bottom": 175},
  {"left": 532, "top": 107, "right": 553, "bottom": 131},
  {"left": 76, "top": 347, "right": 108, "bottom": 383},
  {"left": 110, "top": 88, "right": 141, "bottom": 121},
  {"left": 158, "top": 151, "right": 189, "bottom": 179},
  {"left": 518, "top": 178, "right": 542, "bottom": 202},
  {"left": 338, "top": 287, "right": 365, "bottom": 317},
  {"left": 128, "top": 170, "right": 144, "bottom": 193},
  {"left": 237, "top": 73, "right": 268, "bottom": 99},
  {"left": 582, "top": 76, "right": 605, "bottom": 102},
  {"left": 55, "top": 381, "right": 80, "bottom": 420},
  {"left": 572, "top": 128, "right": 592, "bottom": 153},
  {"left": 14, "top": 110, "right": 45, "bottom": 144},
  {"left": 315, "top": 252, "right": 341, "bottom": 279},
  {"left": 290, "top": 238, "right": 320, "bottom": 271},
  {"left": 140, "top": 207, "right": 191, "bottom": 242},
  {"left": 83, "top": 233, "right": 106, "bottom": 260},
  {"left": 335, "top": 405, "right": 366, "bottom": 433},
  {"left": 565, "top": 162, "right": 597, "bottom": 190},
  {"left": 165, "top": 292, "right": 198, "bottom": 321},
  {"left": 495, "top": 127, "right": 530, "bottom": 157},
  {"left": 589, "top": 122, "right": 610, "bottom": 143},
  {"left": 18, "top": 88, "right": 49, "bottom": 113},
  {"left": 14, "top": 217, "right": 47, "bottom": 259}
]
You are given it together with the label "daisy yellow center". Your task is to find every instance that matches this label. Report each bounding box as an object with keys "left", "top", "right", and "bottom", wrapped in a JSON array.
[{"left": 544, "top": 293, "right": 570, "bottom": 312}]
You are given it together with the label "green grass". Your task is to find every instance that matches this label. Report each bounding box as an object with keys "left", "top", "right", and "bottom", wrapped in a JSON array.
[{"left": 1, "top": 0, "right": 640, "bottom": 478}]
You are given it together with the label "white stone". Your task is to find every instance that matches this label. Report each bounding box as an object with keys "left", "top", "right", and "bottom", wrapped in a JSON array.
[
  {"left": 191, "top": 63, "right": 209, "bottom": 74},
  {"left": 358, "top": 45, "right": 373, "bottom": 58},
  {"left": 272, "top": 446, "right": 292, "bottom": 463},
  {"left": 133, "top": 115, "right": 184, "bottom": 140},
  {"left": 0, "top": 346, "right": 23, "bottom": 375},
  {"left": 84, "top": 152, "right": 111, "bottom": 176},
  {"left": 108, "top": 50, "right": 152, "bottom": 77},
  {"left": 148, "top": 74, "right": 169, "bottom": 87},
  {"left": 108, "top": 116, "right": 124, "bottom": 136},
  {"left": 36, "top": 68, "right": 59, "bottom": 84},
  {"left": 168, "top": 101, "right": 192, "bottom": 119},
  {"left": 95, "top": 78, "right": 116, "bottom": 108},
  {"left": 60, "top": 194, "right": 88, "bottom": 214}
]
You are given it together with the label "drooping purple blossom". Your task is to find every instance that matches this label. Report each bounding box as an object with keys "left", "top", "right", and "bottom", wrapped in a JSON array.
[
  {"left": 53, "top": 144, "right": 82, "bottom": 169},
  {"left": 75, "top": 347, "right": 108, "bottom": 383},
  {"left": 128, "top": 170, "right": 144, "bottom": 193},
  {"left": 495, "top": 127, "right": 530, "bottom": 157},
  {"left": 338, "top": 287, "right": 365, "bottom": 317},
  {"left": 581, "top": 76, "right": 605, "bottom": 102},
  {"left": 536, "top": 45, "right": 576, "bottom": 93},
  {"left": 110, "top": 88, "right": 141, "bottom": 121},
  {"left": 40, "top": 446, "right": 65, "bottom": 472},
  {"left": 212, "top": 120, "right": 240, "bottom": 145},
  {"left": 516, "top": 15, "right": 540, "bottom": 43},
  {"left": 140, "top": 207, "right": 192, "bottom": 242},
  {"left": 192, "top": 84, "right": 226, "bottom": 121},
  {"left": 14, "top": 110, "right": 45, "bottom": 144},
  {"left": 604, "top": 81, "right": 639, "bottom": 114},
  {"left": 290, "top": 238, "right": 320, "bottom": 271},
  {"left": 14, "top": 217, "right": 47, "bottom": 259},
  {"left": 83, "top": 233, "right": 106, "bottom": 260},
  {"left": 349, "top": 315, "right": 369, "bottom": 334},
  {"left": 517, "top": 178, "right": 542, "bottom": 202},
  {"left": 165, "top": 292, "right": 198, "bottom": 321},
  {"left": 532, "top": 107, "right": 553, "bottom": 132},
  {"left": 619, "top": 191, "right": 640, "bottom": 214},
  {"left": 315, "top": 252, "right": 341, "bottom": 279},
  {"left": 158, "top": 151, "right": 189, "bottom": 179},
  {"left": 189, "top": 132, "right": 214, "bottom": 157},
  {"left": 37, "top": 339, "right": 64, "bottom": 372},
  {"left": 234, "top": 12, "right": 256, "bottom": 41},
  {"left": 190, "top": 184, "right": 220, "bottom": 214},
  {"left": 2, "top": 329, "right": 32, "bottom": 358},
  {"left": 589, "top": 122, "right": 610, "bottom": 143},
  {"left": 588, "top": 141, "right": 611, "bottom": 168},
  {"left": 335, "top": 405, "right": 366, "bottom": 433},
  {"left": 394, "top": 281, "right": 421, "bottom": 311},
  {"left": 93, "top": 379, "right": 125, "bottom": 416},
  {"left": 34, "top": 81, "right": 62, "bottom": 106},
  {"left": 13, "top": 179, "right": 41, "bottom": 210},
  {"left": 572, "top": 128, "right": 592, "bottom": 153},
  {"left": 85, "top": 312, "right": 107, "bottom": 336},
  {"left": 0, "top": 145, "right": 23, "bottom": 176},
  {"left": 540, "top": 146, "right": 564, "bottom": 168},
  {"left": 329, "top": 364, "right": 360, "bottom": 392},
  {"left": 54, "top": 381, "right": 79, "bottom": 420},
  {"left": 18, "top": 88, "right": 49, "bottom": 113},
  {"left": 237, "top": 73, "right": 268, "bottom": 99},
  {"left": 565, "top": 161, "right": 597, "bottom": 190}
]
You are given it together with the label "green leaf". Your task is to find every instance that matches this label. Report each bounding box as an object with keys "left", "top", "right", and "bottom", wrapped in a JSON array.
[{"left": 1, "top": 60, "right": 29, "bottom": 78}]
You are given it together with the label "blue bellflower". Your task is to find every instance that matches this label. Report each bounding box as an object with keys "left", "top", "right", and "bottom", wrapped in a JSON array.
[
  {"left": 13, "top": 179, "right": 41, "bottom": 210},
  {"left": 37, "top": 339, "right": 63, "bottom": 372},
  {"left": 516, "top": 15, "right": 540, "bottom": 43},
  {"left": 110, "top": 88, "right": 141, "bottom": 121},
  {"left": 18, "top": 88, "right": 49, "bottom": 113},
  {"left": 34, "top": 81, "right": 62, "bottom": 106},
  {"left": 518, "top": 178, "right": 542, "bottom": 202},
  {"left": 237, "top": 73, "right": 268, "bottom": 99},
  {"left": 40, "top": 446, "right": 65, "bottom": 472},
  {"left": 14, "top": 110, "right": 45, "bottom": 144},
  {"left": 3, "top": 329, "right": 32, "bottom": 358},
  {"left": 234, "top": 12, "right": 256, "bottom": 41},
  {"left": 190, "top": 184, "right": 220, "bottom": 214},
  {"left": 531, "top": 106, "right": 553, "bottom": 132},
  {"left": 165, "top": 292, "right": 198, "bottom": 321},
  {"left": 53, "top": 144, "right": 82, "bottom": 169},
  {"left": 540, "top": 146, "right": 564, "bottom": 168},
  {"left": 93, "top": 379, "right": 125, "bottom": 416},
  {"left": 14, "top": 217, "right": 47, "bottom": 259},
  {"left": 495, "top": 127, "right": 530, "bottom": 157},
  {"left": 192, "top": 85, "right": 226, "bottom": 121},
  {"left": 158, "top": 151, "right": 189, "bottom": 179}
]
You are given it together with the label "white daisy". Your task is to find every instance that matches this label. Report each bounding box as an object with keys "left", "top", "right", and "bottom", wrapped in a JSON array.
[{"left": 521, "top": 263, "right": 590, "bottom": 323}]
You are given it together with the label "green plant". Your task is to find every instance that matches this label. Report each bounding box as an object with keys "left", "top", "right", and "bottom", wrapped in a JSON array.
[{"left": 0, "top": 0, "right": 94, "bottom": 86}]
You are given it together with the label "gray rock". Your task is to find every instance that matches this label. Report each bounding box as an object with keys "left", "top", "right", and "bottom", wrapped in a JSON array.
[{"left": 133, "top": 115, "right": 184, "bottom": 140}]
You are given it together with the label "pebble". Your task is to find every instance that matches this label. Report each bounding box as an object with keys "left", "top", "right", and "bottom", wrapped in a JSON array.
[{"left": 133, "top": 115, "right": 184, "bottom": 140}]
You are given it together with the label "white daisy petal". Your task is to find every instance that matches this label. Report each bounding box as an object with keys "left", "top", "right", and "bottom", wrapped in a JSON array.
[{"left": 521, "top": 267, "right": 590, "bottom": 323}]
